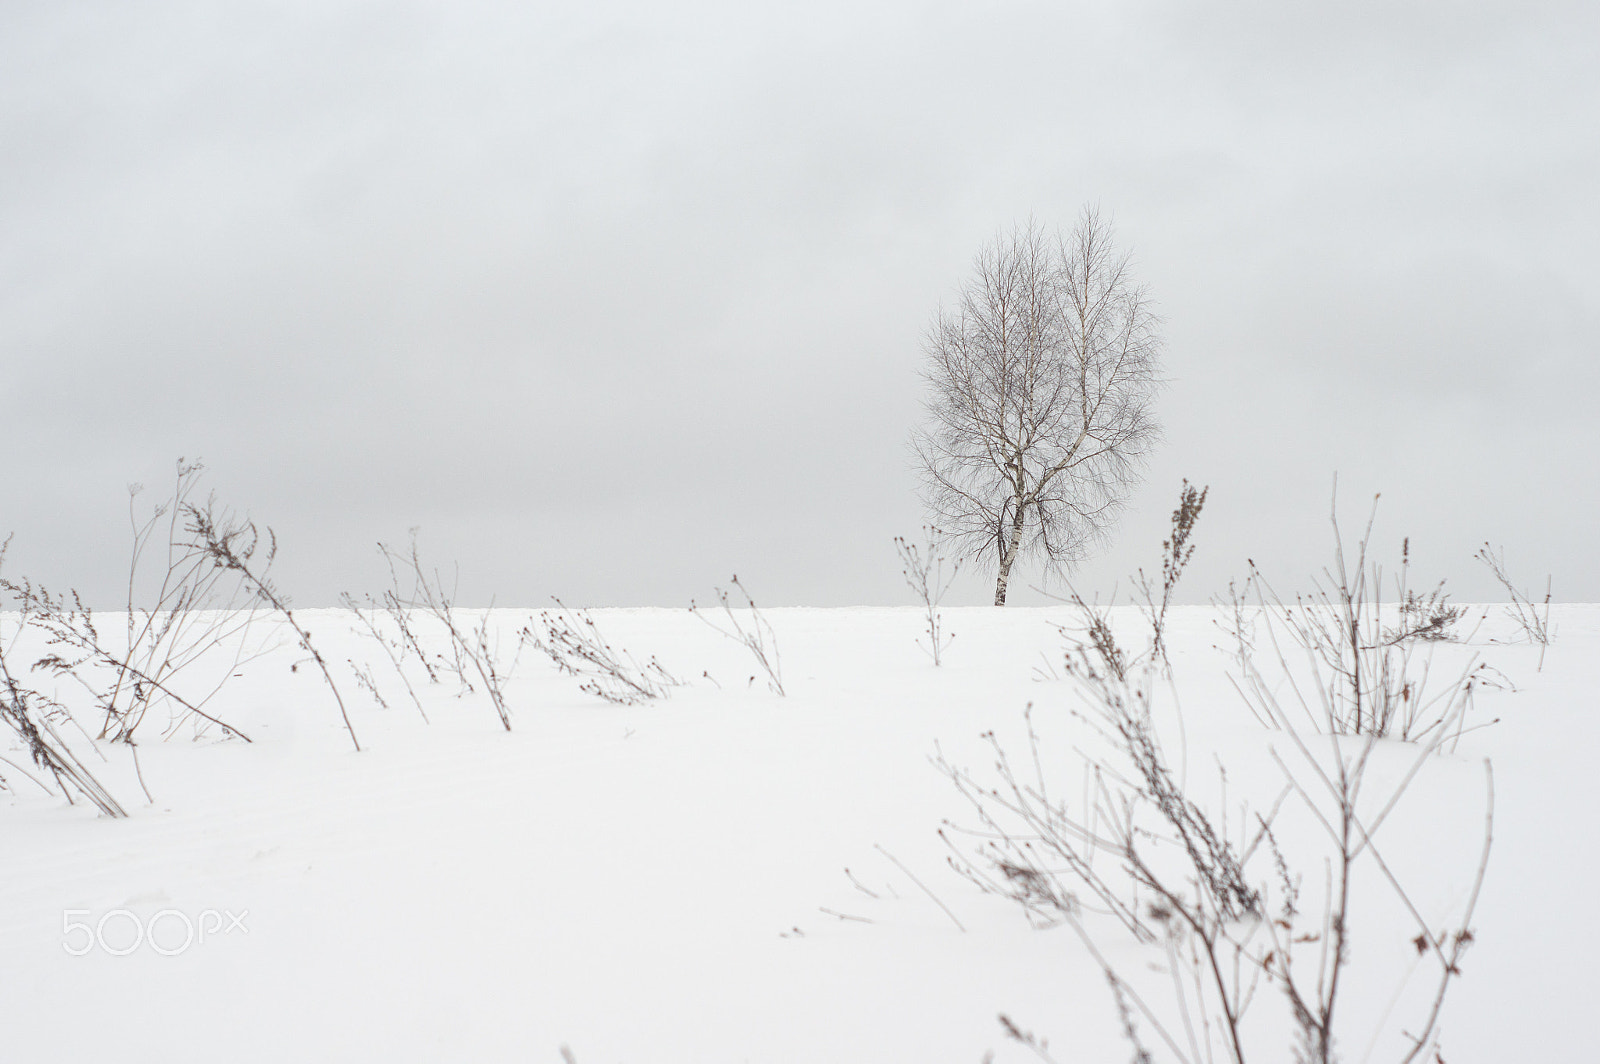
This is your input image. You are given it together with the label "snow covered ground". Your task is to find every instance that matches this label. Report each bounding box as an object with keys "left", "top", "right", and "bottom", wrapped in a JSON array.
[{"left": 2, "top": 603, "right": 1595, "bottom": 1062}]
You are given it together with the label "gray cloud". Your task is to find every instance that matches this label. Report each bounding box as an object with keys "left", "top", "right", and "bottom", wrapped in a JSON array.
[{"left": 3, "top": 0, "right": 1595, "bottom": 608}]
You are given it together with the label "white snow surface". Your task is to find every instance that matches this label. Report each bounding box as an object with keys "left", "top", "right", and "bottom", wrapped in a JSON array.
[{"left": 2, "top": 604, "right": 1595, "bottom": 1062}]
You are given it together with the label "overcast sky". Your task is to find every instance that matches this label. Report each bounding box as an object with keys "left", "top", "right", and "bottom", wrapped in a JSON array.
[{"left": 3, "top": 0, "right": 1596, "bottom": 609}]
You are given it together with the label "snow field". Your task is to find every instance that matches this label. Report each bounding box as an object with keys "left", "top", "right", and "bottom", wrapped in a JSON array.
[{"left": 2, "top": 604, "right": 1595, "bottom": 1061}]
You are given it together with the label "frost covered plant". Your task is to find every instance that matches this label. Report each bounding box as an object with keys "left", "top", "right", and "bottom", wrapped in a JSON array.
[
  {"left": 377, "top": 535, "right": 517, "bottom": 731},
  {"left": 1475, "top": 543, "right": 1553, "bottom": 670},
  {"left": 1044, "top": 481, "right": 1206, "bottom": 687},
  {"left": 1135, "top": 480, "right": 1208, "bottom": 669},
  {"left": 525, "top": 602, "right": 680, "bottom": 705},
  {"left": 340, "top": 592, "right": 429, "bottom": 722},
  {"left": 0, "top": 664, "right": 128, "bottom": 817},
  {"left": 1387, "top": 538, "right": 1466, "bottom": 645},
  {"left": 1058, "top": 591, "right": 1127, "bottom": 681},
  {"left": 945, "top": 643, "right": 1492, "bottom": 1064},
  {"left": 691, "top": 576, "right": 784, "bottom": 696},
  {"left": 0, "top": 460, "right": 267, "bottom": 745},
  {"left": 1393, "top": 584, "right": 1463, "bottom": 643},
  {"left": 943, "top": 486, "right": 1494, "bottom": 1064},
  {"left": 0, "top": 537, "right": 127, "bottom": 816},
  {"left": 895, "top": 528, "right": 960, "bottom": 666},
  {"left": 183, "top": 499, "right": 362, "bottom": 752},
  {"left": 338, "top": 536, "right": 480, "bottom": 724},
  {"left": 1221, "top": 490, "right": 1493, "bottom": 744}
]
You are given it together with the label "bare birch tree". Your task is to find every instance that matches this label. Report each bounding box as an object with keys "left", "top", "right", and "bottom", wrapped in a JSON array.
[{"left": 914, "top": 210, "right": 1162, "bottom": 604}]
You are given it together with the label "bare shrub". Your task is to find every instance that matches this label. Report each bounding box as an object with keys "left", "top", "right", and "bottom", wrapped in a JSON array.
[
  {"left": 346, "top": 657, "right": 391, "bottom": 713},
  {"left": 340, "top": 590, "right": 430, "bottom": 722},
  {"left": 1135, "top": 480, "right": 1207, "bottom": 668},
  {"left": 1389, "top": 538, "right": 1467, "bottom": 644},
  {"left": 947, "top": 653, "right": 1491, "bottom": 1064},
  {"left": 1394, "top": 585, "right": 1462, "bottom": 643},
  {"left": 690, "top": 575, "right": 784, "bottom": 696},
  {"left": 376, "top": 543, "right": 446, "bottom": 685},
  {"left": 942, "top": 488, "right": 1493, "bottom": 1064},
  {"left": 0, "top": 460, "right": 266, "bottom": 744},
  {"left": 0, "top": 537, "right": 127, "bottom": 816},
  {"left": 0, "top": 670, "right": 129, "bottom": 817},
  {"left": 525, "top": 601, "right": 680, "bottom": 704},
  {"left": 1051, "top": 592, "right": 1126, "bottom": 682},
  {"left": 333, "top": 536, "right": 473, "bottom": 723},
  {"left": 1221, "top": 490, "right": 1494, "bottom": 744},
  {"left": 1039, "top": 481, "right": 1207, "bottom": 686},
  {"left": 377, "top": 535, "right": 517, "bottom": 730},
  {"left": 1475, "top": 543, "right": 1553, "bottom": 669},
  {"left": 182, "top": 498, "right": 362, "bottom": 752},
  {"left": 895, "top": 528, "right": 961, "bottom": 666}
]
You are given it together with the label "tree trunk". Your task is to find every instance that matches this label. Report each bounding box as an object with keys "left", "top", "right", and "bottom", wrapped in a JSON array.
[{"left": 993, "top": 501, "right": 1027, "bottom": 605}]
